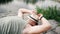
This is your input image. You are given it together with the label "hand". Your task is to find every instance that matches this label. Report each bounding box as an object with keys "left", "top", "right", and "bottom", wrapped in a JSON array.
[{"left": 29, "top": 14, "right": 43, "bottom": 20}]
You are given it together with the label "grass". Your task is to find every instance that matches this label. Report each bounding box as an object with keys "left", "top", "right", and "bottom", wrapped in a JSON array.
[{"left": 36, "top": 6, "right": 60, "bottom": 22}]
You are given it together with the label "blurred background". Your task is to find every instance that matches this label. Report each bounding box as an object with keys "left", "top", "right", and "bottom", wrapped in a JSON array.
[{"left": 0, "top": 0, "right": 60, "bottom": 34}]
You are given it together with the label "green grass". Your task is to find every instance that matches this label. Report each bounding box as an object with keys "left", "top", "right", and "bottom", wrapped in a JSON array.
[{"left": 36, "top": 6, "right": 60, "bottom": 22}]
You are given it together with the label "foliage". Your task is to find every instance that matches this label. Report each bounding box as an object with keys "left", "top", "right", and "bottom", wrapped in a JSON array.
[
  {"left": 24, "top": 0, "right": 45, "bottom": 4},
  {"left": 24, "top": 0, "right": 38, "bottom": 4},
  {"left": 36, "top": 6, "right": 60, "bottom": 22},
  {"left": 0, "top": 0, "right": 12, "bottom": 4}
]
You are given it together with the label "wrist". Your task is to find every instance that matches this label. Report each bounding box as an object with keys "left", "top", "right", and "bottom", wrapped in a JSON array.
[
  {"left": 39, "top": 16, "right": 44, "bottom": 20},
  {"left": 28, "top": 15, "right": 38, "bottom": 23},
  {"left": 39, "top": 14, "right": 43, "bottom": 20}
]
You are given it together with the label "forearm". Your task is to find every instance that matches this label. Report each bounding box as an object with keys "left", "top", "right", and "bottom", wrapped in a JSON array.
[
  {"left": 25, "top": 18, "right": 51, "bottom": 34},
  {"left": 23, "top": 20, "right": 51, "bottom": 34},
  {"left": 23, "top": 24, "right": 51, "bottom": 34},
  {"left": 18, "top": 9, "right": 31, "bottom": 18},
  {"left": 18, "top": 8, "right": 31, "bottom": 14},
  {"left": 23, "top": 13, "right": 51, "bottom": 34}
]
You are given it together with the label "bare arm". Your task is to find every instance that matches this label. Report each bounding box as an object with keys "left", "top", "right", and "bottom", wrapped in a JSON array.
[
  {"left": 23, "top": 16, "right": 51, "bottom": 34},
  {"left": 18, "top": 9, "right": 51, "bottom": 34},
  {"left": 18, "top": 8, "right": 37, "bottom": 18},
  {"left": 18, "top": 8, "right": 31, "bottom": 18}
]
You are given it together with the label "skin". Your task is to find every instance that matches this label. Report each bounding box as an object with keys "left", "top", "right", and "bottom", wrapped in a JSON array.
[
  {"left": 18, "top": 8, "right": 37, "bottom": 18},
  {"left": 18, "top": 8, "right": 51, "bottom": 34}
]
